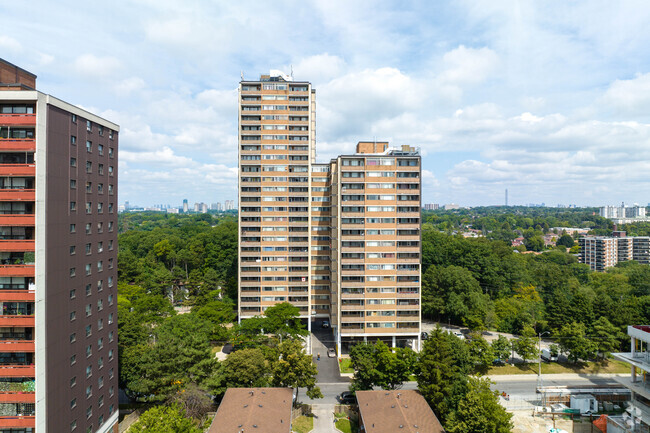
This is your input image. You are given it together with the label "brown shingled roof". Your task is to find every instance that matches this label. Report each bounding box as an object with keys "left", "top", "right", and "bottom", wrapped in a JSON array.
[
  {"left": 356, "top": 390, "right": 445, "bottom": 433},
  {"left": 208, "top": 387, "right": 293, "bottom": 433}
]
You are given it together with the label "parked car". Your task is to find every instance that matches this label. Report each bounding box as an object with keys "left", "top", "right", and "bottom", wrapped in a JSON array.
[
  {"left": 421, "top": 331, "right": 429, "bottom": 340},
  {"left": 321, "top": 320, "right": 330, "bottom": 328},
  {"left": 328, "top": 347, "right": 336, "bottom": 358},
  {"left": 453, "top": 331, "right": 465, "bottom": 340},
  {"left": 339, "top": 391, "right": 356, "bottom": 405},
  {"left": 541, "top": 348, "right": 558, "bottom": 362}
]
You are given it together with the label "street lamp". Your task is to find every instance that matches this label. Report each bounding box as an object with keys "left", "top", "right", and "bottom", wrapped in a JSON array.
[{"left": 538, "top": 331, "right": 550, "bottom": 407}]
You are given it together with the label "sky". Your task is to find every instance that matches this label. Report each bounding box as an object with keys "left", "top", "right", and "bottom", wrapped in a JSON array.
[{"left": 2, "top": 0, "right": 650, "bottom": 207}]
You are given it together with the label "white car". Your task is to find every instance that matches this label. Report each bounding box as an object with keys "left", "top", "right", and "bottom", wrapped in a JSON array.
[{"left": 453, "top": 331, "right": 465, "bottom": 340}]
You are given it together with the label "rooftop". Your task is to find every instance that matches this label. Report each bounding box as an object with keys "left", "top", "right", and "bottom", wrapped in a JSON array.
[
  {"left": 207, "top": 387, "right": 293, "bottom": 433},
  {"left": 355, "top": 390, "right": 445, "bottom": 433}
]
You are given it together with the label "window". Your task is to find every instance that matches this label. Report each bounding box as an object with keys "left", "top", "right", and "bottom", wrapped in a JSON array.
[
  {"left": 108, "top": 349, "right": 114, "bottom": 360},
  {"left": 85, "top": 202, "right": 92, "bottom": 214},
  {"left": 108, "top": 331, "right": 114, "bottom": 342},
  {"left": 108, "top": 240, "right": 114, "bottom": 250},
  {"left": 98, "top": 125, "right": 104, "bottom": 136},
  {"left": 71, "top": 136, "right": 77, "bottom": 146},
  {"left": 70, "top": 179, "right": 76, "bottom": 189},
  {"left": 109, "top": 146, "right": 114, "bottom": 157},
  {"left": 70, "top": 267, "right": 76, "bottom": 277},
  {"left": 98, "top": 164, "right": 104, "bottom": 175},
  {"left": 71, "top": 420, "right": 77, "bottom": 431},
  {"left": 108, "top": 221, "right": 114, "bottom": 232},
  {"left": 98, "top": 337, "right": 103, "bottom": 350},
  {"left": 85, "top": 243, "right": 91, "bottom": 255},
  {"left": 85, "top": 324, "right": 92, "bottom": 337},
  {"left": 97, "top": 183, "right": 103, "bottom": 194},
  {"left": 86, "top": 161, "right": 92, "bottom": 173},
  {"left": 97, "top": 279, "right": 103, "bottom": 292},
  {"left": 86, "top": 120, "right": 92, "bottom": 132},
  {"left": 108, "top": 166, "right": 114, "bottom": 175},
  {"left": 72, "top": 114, "right": 77, "bottom": 123},
  {"left": 109, "top": 367, "right": 114, "bottom": 379},
  {"left": 97, "top": 222, "right": 103, "bottom": 233},
  {"left": 99, "top": 395, "right": 104, "bottom": 408},
  {"left": 86, "top": 140, "right": 92, "bottom": 152},
  {"left": 70, "top": 289, "right": 76, "bottom": 299},
  {"left": 85, "top": 263, "right": 91, "bottom": 276},
  {"left": 98, "top": 318, "right": 103, "bottom": 330},
  {"left": 98, "top": 376, "right": 104, "bottom": 389},
  {"left": 86, "top": 182, "right": 92, "bottom": 193},
  {"left": 70, "top": 376, "right": 76, "bottom": 387},
  {"left": 70, "top": 245, "right": 76, "bottom": 255},
  {"left": 70, "top": 398, "right": 77, "bottom": 409},
  {"left": 98, "top": 357, "right": 104, "bottom": 369},
  {"left": 70, "top": 354, "right": 76, "bottom": 365},
  {"left": 97, "top": 299, "right": 103, "bottom": 311},
  {"left": 86, "top": 284, "right": 92, "bottom": 296},
  {"left": 70, "top": 224, "right": 76, "bottom": 233},
  {"left": 97, "top": 202, "right": 103, "bottom": 213},
  {"left": 97, "top": 242, "right": 103, "bottom": 253},
  {"left": 70, "top": 311, "right": 76, "bottom": 321},
  {"left": 108, "top": 313, "right": 114, "bottom": 325},
  {"left": 85, "top": 304, "right": 92, "bottom": 317},
  {"left": 70, "top": 157, "right": 77, "bottom": 167},
  {"left": 86, "top": 344, "right": 92, "bottom": 358},
  {"left": 86, "top": 365, "right": 92, "bottom": 378},
  {"left": 108, "top": 203, "right": 114, "bottom": 213},
  {"left": 108, "top": 258, "right": 113, "bottom": 269},
  {"left": 86, "top": 223, "right": 91, "bottom": 234},
  {"left": 109, "top": 130, "right": 114, "bottom": 140},
  {"left": 70, "top": 333, "right": 76, "bottom": 343},
  {"left": 86, "top": 402, "right": 92, "bottom": 416},
  {"left": 70, "top": 201, "right": 76, "bottom": 211},
  {"left": 108, "top": 184, "right": 113, "bottom": 194}
]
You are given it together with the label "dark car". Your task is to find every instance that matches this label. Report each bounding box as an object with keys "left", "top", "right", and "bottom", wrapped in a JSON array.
[
  {"left": 421, "top": 331, "right": 429, "bottom": 340},
  {"left": 322, "top": 320, "right": 330, "bottom": 328},
  {"left": 339, "top": 391, "right": 356, "bottom": 405}
]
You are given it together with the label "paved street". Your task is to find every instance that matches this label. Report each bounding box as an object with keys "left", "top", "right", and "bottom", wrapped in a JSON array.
[
  {"left": 490, "top": 373, "right": 625, "bottom": 395},
  {"left": 311, "top": 321, "right": 348, "bottom": 383}
]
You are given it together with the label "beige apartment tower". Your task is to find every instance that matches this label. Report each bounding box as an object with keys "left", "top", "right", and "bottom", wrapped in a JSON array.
[{"left": 238, "top": 72, "right": 422, "bottom": 353}]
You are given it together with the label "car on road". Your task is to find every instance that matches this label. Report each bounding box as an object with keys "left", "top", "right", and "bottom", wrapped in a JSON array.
[
  {"left": 321, "top": 320, "right": 330, "bottom": 328},
  {"left": 328, "top": 347, "right": 336, "bottom": 358},
  {"left": 339, "top": 391, "right": 356, "bottom": 405},
  {"left": 453, "top": 331, "right": 465, "bottom": 340}
]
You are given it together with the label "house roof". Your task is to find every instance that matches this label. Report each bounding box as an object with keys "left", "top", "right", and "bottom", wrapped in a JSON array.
[
  {"left": 355, "top": 390, "right": 445, "bottom": 433},
  {"left": 208, "top": 387, "right": 293, "bottom": 433}
]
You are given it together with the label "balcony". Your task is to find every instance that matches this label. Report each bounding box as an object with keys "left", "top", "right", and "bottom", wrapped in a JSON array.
[
  {"left": 0, "top": 392, "right": 35, "bottom": 403},
  {"left": 0, "top": 365, "right": 34, "bottom": 378},
  {"left": 0, "top": 215, "right": 34, "bottom": 227},
  {"left": 0, "top": 291, "right": 35, "bottom": 302},
  {"left": 0, "top": 113, "right": 36, "bottom": 127},
  {"left": 0, "top": 341, "right": 34, "bottom": 353},
  {"left": 0, "top": 241, "right": 34, "bottom": 252},
  {"left": 0, "top": 139, "right": 35, "bottom": 152},
  {"left": 0, "top": 190, "right": 35, "bottom": 202},
  {"left": 0, "top": 316, "right": 34, "bottom": 327},
  {"left": 0, "top": 416, "right": 35, "bottom": 428},
  {"left": 0, "top": 165, "right": 35, "bottom": 177},
  {"left": 0, "top": 266, "right": 34, "bottom": 278}
]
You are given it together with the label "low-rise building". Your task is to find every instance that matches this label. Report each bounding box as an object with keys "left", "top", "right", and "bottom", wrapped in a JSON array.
[
  {"left": 355, "top": 390, "right": 445, "bottom": 433},
  {"left": 207, "top": 387, "right": 294, "bottom": 433}
]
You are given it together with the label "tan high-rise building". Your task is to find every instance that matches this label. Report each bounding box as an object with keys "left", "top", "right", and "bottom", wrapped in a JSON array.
[{"left": 238, "top": 73, "right": 421, "bottom": 353}]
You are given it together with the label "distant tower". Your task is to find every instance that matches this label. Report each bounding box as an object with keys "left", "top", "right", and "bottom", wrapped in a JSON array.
[
  {"left": 182, "top": 199, "right": 189, "bottom": 213},
  {"left": 505, "top": 189, "right": 508, "bottom": 206}
]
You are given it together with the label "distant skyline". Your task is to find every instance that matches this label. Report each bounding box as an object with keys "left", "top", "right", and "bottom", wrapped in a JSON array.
[{"left": 3, "top": 1, "right": 650, "bottom": 206}]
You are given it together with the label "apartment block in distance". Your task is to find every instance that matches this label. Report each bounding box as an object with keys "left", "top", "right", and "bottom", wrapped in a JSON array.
[
  {"left": 579, "top": 235, "right": 650, "bottom": 271},
  {"left": 0, "top": 59, "right": 119, "bottom": 433},
  {"left": 238, "top": 71, "right": 422, "bottom": 353}
]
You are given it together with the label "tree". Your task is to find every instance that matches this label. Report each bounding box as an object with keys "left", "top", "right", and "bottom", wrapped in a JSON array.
[
  {"left": 512, "top": 326, "right": 538, "bottom": 363},
  {"left": 558, "top": 322, "right": 596, "bottom": 363},
  {"left": 207, "top": 348, "right": 270, "bottom": 396},
  {"left": 168, "top": 384, "right": 214, "bottom": 421},
  {"left": 467, "top": 335, "right": 494, "bottom": 374},
  {"left": 446, "top": 377, "right": 514, "bottom": 433},
  {"left": 263, "top": 302, "right": 308, "bottom": 340},
  {"left": 491, "top": 335, "right": 511, "bottom": 363},
  {"left": 556, "top": 234, "right": 575, "bottom": 248},
  {"left": 591, "top": 317, "right": 622, "bottom": 361},
  {"left": 129, "top": 404, "right": 202, "bottom": 433},
  {"left": 271, "top": 339, "right": 323, "bottom": 404},
  {"left": 416, "top": 328, "right": 468, "bottom": 424},
  {"left": 349, "top": 341, "right": 416, "bottom": 391}
]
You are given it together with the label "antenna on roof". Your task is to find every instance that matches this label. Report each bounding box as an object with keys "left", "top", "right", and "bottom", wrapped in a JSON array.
[
  {"left": 290, "top": 65, "right": 294, "bottom": 79},
  {"left": 241, "top": 71, "right": 244, "bottom": 81}
]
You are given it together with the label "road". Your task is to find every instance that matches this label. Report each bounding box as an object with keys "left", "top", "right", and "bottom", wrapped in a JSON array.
[{"left": 297, "top": 374, "right": 625, "bottom": 405}]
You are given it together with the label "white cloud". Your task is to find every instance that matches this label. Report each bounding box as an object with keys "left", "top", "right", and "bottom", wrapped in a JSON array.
[
  {"left": 74, "top": 54, "right": 121, "bottom": 78},
  {"left": 0, "top": 35, "right": 22, "bottom": 52},
  {"left": 114, "top": 77, "right": 146, "bottom": 95},
  {"left": 439, "top": 45, "right": 499, "bottom": 86},
  {"left": 601, "top": 73, "right": 650, "bottom": 116}
]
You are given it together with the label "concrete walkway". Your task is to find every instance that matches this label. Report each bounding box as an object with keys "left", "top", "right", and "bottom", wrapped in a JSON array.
[{"left": 311, "top": 404, "right": 336, "bottom": 433}]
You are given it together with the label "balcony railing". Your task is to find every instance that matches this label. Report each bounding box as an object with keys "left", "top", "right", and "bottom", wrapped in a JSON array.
[
  {"left": 0, "top": 415, "right": 35, "bottom": 428},
  {"left": 0, "top": 391, "right": 35, "bottom": 403},
  {"left": 0, "top": 165, "right": 35, "bottom": 177},
  {"left": 0, "top": 365, "right": 34, "bottom": 377},
  {"left": 0, "top": 266, "right": 34, "bottom": 278},
  {"left": 0, "top": 316, "right": 34, "bottom": 327},
  {"left": 0, "top": 240, "right": 34, "bottom": 252},
  {"left": 0, "top": 139, "right": 36, "bottom": 152},
  {"left": 0, "top": 341, "right": 34, "bottom": 353},
  {"left": 0, "top": 215, "right": 34, "bottom": 226},
  {"left": 0, "top": 291, "right": 34, "bottom": 302},
  {"left": 0, "top": 190, "right": 35, "bottom": 202},
  {"left": 0, "top": 113, "right": 36, "bottom": 126}
]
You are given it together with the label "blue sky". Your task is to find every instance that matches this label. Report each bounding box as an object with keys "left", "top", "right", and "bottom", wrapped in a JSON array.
[{"left": 3, "top": 0, "right": 650, "bottom": 207}]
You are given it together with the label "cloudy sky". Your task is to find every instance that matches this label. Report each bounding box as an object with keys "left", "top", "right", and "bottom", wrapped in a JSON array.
[{"left": 3, "top": 1, "right": 650, "bottom": 207}]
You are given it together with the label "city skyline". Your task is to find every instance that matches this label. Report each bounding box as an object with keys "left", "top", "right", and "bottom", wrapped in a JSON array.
[{"left": 2, "top": 2, "right": 650, "bottom": 206}]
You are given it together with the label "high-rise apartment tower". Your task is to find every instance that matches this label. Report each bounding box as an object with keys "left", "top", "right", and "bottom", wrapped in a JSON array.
[
  {"left": 0, "top": 59, "right": 119, "bottom": 433},
  {"left": 238, "top": 72, "right": 422, "bottom": 353}
]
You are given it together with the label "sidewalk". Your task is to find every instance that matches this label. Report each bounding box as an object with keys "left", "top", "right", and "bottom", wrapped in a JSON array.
[
  {"left": 487, "top": 373, "right": 629, "bottom": 382},
  {"left": 311, "top": 404, "right": 336, "bottom": 433}
]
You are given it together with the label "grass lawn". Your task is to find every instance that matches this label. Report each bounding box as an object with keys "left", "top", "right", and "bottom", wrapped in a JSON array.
[
  {"left": 339, "top": 358, "right": 353, "bottom": 374},
  {"left": 211, "top": 345, "right": 224, "bottom": 354},
  {"left": 488, "top": 359, "right": 629, "bottom": 375},
  {"left": 335, "top": 413, "right": 358, "bottom": 433},
  {"left": 293, "top": 415, "right": 314, "bottom": 433}
]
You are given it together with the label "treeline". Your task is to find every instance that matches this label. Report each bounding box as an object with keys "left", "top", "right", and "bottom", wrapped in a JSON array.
[
  {"left": 422, "top": 228, "right": 650, "bottom": 350},
  {"left": 118, "top": 212, "right": 238, "bottom": 302}
]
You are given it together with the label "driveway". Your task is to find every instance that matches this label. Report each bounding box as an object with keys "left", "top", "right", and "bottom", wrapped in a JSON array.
[
  {"left": 312, "top": 321, "right": 349, "bottom": 384},
  {"left": 311, "top": 404, "right": 336, "bottom": 433}
]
